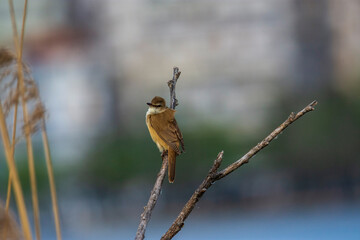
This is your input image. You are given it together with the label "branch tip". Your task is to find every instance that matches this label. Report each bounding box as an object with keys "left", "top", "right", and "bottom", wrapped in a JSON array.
[
  {"left": 310, "top": 100, "right": 318, "bottom": 106},
  {"left": 309, "top": 100, "right": 318, "bottom": 109},
  {"left": 172, "top": 67, "right": 181, "bottom": 81},
  {"left": 210, "top": 151, "right": 224, "bottom": 174}
]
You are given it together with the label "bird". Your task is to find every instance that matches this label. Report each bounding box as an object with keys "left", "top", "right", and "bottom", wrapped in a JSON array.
[{"left": 146, "top": 96, "right": 185, "bottom": 183}]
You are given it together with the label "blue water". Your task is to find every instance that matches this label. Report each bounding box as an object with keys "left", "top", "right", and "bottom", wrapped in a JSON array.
[{"left": 43, "top": 203, "right": 360, "bottom": 239}]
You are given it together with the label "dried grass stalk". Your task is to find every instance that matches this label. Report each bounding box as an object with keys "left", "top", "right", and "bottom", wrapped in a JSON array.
[
  {"left": 8, "top": 0, "right": 41, "bottom": 239},
  {"left": 5, "top": 1, "right": 62, "bottom": 239},
  {"left": 0, "top": 103, "right": 32, "bottom": 240},
  {"left": 41, "top": 121, "right": 62, "bottom": 240},
  {"left": 5, "top": 80, "right": 20, "bottom": 213}
]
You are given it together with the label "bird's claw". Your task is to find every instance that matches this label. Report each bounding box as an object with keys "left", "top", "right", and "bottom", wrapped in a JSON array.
[{"left": 161, "top": 151, "right": 168, "bottom": 158}]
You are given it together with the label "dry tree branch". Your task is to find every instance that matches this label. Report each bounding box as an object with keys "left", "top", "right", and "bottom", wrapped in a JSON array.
[
  {"left": 135, "top": 67, "right": 182, "bottom": 240},
  {"left": 161, "top": 100, "right": 318, "bottom": 240},
  {"left": 135, "top": 159, "right": 168, "bottom": 240},
  {"left": 214, "top": 101, "right": 318, "bottom": 180}
]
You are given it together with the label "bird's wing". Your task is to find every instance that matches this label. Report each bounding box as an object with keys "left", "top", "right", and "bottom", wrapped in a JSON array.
[
  {"left": 149, "top": 109, "right": 183, "bottom": 154},
  {"left": 171, "top": 118, "right": 185, "bottom": 152}
]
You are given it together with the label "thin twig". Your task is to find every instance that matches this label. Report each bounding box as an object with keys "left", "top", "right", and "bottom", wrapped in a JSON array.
[
  {"left": 214, "top": 100, "right": 318, "bottom": 180},
  {"left": 161, "top": 100, "right": 318, "bottom": 240},
  {"left": 135, "top": 157, "right": 168, "bottom": 240},
  {"left": 167, "top": 67, "right": 181, "bottom": 109},
  {"left": 135, "top": 67, "right": 182, "bottom": 240}
]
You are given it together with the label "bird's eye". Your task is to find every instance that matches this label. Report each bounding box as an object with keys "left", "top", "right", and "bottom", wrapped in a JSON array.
[{"left": 156, "top": 105, "right": 161, "bottom": 108}]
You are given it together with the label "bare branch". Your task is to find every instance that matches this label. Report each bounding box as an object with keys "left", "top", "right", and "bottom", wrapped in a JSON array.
[
  {"left": 135, "top": 67, "right": 182, "bottom": 240},
  {"left": 167, "top": 67, "right": 181, "bottom": 110},
  {"left": 135, "top": 157, "right": 168, "bottom": 240},
  {"left": 215, "top": 100, "right": 318, "bottom": 180},
  {"left": 161, "top": 100, "right": 318, "bottom": 240}
]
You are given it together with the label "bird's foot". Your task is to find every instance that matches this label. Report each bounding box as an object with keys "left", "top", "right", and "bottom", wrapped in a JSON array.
[{"left": 161, "top": 150, "right": 168, "bottom": 158}]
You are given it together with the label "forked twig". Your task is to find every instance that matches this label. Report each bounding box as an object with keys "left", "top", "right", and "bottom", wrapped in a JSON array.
[
  {"left": 161, "top": 100, "right": 318, "bottom": 240},
  {"left": 135, "top": 67, "right": 182, "bottom": 240}
]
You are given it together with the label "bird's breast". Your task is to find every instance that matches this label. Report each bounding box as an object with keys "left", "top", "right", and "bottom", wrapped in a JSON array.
[{"left": 146, "top": 115, "right": 168, "bottom": 152}]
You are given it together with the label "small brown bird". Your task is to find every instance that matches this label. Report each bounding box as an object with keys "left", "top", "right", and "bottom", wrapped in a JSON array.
[{"left": 146, "top": 96, "right": 185, "bottom": 183}]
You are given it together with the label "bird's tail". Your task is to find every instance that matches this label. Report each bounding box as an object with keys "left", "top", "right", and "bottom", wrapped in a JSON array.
[{"left": 168, "top": 149, "right": 176, "bottom": 183}]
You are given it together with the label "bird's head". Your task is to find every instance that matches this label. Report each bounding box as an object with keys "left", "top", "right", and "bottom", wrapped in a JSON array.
[{"left": 146, "top": 96, "right": 167, "bottom": 114}]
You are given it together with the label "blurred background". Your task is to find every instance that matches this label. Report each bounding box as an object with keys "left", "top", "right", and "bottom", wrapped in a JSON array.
[{"left": 1, "top": 0, "right": 360, "bottom": 239}]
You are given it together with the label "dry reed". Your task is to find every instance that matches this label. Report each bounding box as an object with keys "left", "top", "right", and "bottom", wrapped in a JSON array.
[
  {"left": 0, "top": 96, "right": 32, "bottom": 240},
  {"left": 0, "top": 0, "right": 62, "bottom": 239},
  {"left": 41, "top": 121, "right": 62, "bottom": 240},
  {"left": 8, "top": 0, "right": 41, "bottom": 239}
]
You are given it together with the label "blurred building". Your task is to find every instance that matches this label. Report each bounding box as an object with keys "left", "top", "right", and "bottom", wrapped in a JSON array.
[
  {"left": 328, "top": 0, "right": 360, "bottom": 95},
  {"left": 99, "top": 0, "right": 296, "bottom": 132}
]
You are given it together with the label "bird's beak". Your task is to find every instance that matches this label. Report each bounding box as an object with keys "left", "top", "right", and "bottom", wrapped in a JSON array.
[{"left": 147, "top": 102, "right": 153, "bottom": 106}]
